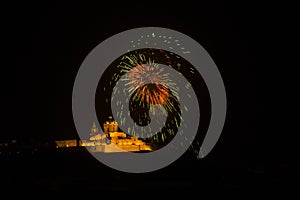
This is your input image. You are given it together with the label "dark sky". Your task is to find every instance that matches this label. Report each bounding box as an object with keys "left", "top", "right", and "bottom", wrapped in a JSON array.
[
  {"left": 1, "top": 1, "right": 296, "bottom": 165},
  {"left": 1, "top": 1, "right": 299, "bottom": 195},
  {"left": 2, "top": 1, "right": 259, "bottom": 149}
]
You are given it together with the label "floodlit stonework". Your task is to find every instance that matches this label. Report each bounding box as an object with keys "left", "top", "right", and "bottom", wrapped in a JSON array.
[{"left": 56, "top": 118, "right": 152, "bottom": 153}]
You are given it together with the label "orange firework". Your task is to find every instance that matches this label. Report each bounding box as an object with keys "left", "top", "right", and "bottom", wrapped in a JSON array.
[
  {"left": 112, "top": 49, "right": 182, "bottom": 143},
  {"left": 128, "top": 63, "right": 170, "bottom": 106},
  {"left": 136, "top": 84, "right": 170, "bottom": 105}
]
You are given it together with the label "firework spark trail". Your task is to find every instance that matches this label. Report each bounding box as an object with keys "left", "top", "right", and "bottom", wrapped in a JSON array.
[
  {"left": 119, "top": 54, "right": 179, "bottom": 113},
  {"left": 107, "top": 48, "right": 201, "bottom": 157},
  {"left": 111, "top": 51, "right": 182, "bottom": 141}
]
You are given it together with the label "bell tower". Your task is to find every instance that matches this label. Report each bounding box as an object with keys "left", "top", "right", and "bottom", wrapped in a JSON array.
[{"left": 90, "top": 122, "right": 99, "bottom": 136}]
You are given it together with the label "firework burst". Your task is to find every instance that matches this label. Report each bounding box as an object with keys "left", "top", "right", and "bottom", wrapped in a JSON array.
[
  {"left": 96, "top": 48, "right": 209, "bottom": 156},
  {"left": 111, "top": 50, "right": 181, "bottom": 143}
]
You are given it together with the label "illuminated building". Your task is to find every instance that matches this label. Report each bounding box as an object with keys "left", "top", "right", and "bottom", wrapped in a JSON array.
[
  {"left": 56, "top": 117, "right": 152, "bottom": 152},
  {"left": 86, "top": 117, "right": 152, "bottom": 152}
]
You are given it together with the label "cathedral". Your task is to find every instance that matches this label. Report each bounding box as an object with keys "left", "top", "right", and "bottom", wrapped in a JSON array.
[{"left": 55, "top": 117, "right": 152, "bottom": 153}]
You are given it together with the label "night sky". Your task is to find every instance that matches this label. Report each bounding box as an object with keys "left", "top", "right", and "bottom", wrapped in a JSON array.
[
  {"left": 5, "top": 2, "right": 258, "bottom": 141},
  {"left": 1, "top": 0, "right": 298, "bottom": 194}
]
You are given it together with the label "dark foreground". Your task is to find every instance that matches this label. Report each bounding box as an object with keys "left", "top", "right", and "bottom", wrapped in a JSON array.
[{"left": 1, "top": 147, "right": 298, "bottom": 195}]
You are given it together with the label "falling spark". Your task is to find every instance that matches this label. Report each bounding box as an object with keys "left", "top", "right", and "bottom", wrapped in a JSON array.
[{"left": 98, "top": 47, "right": 203, "bottom": 156}]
